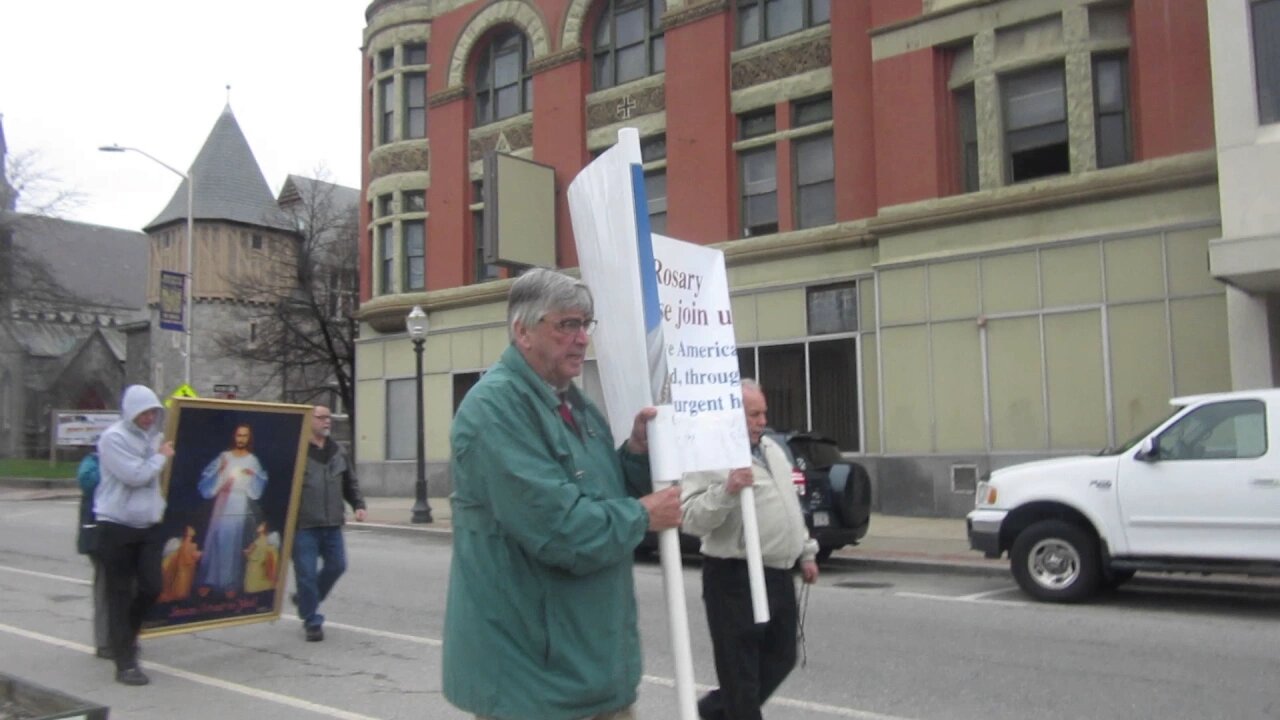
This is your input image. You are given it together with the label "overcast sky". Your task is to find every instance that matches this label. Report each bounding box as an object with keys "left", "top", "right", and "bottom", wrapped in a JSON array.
[{"left": 2, "top": 1, "right": 370, "bottom": 231}]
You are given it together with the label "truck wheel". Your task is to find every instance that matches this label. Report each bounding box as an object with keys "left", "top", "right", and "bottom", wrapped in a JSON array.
[{"left": 1010, "top": 520, "right": 1100, "bottom": 603}]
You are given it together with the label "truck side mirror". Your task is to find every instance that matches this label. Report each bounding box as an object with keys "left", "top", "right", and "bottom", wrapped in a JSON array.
[{"left": 1135, "top": 436, "right": 1159, "bottom": 462}]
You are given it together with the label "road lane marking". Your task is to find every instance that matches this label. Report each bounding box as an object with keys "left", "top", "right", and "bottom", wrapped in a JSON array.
[
  {"left": 0, "top": 564, "right": 90, "bottom": 585},
  {"left": 302, "top": 617, "right": 441, "bottom": 647},
  {"left": 0, "top": 562, "right": 918, "bottom": 719},
  {"left": 0, "top": 622, "right": 383, "bottom": 720},
  {"left": 957, "top": 587, "right": 1021, "bottom": 601},
  {"left": 640, "top": 675, "right": 917, "bottom": 719},
  {"left": 896, "top": 590, "right": 1030, "bottom": 607}
]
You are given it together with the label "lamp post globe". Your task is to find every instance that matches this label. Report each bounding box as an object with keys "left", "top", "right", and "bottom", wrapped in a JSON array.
[{"left": 406, "top": 305, "right": 432, "bottom": 523}]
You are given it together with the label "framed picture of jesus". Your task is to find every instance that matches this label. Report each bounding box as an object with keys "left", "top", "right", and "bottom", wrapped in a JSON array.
[{"left": 141, "top": 397, "right": 311, "bottom": 637}]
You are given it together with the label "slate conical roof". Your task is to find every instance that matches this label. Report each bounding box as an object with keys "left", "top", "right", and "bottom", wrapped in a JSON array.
[{"left": 145, "top": 104, "right": 288, "bottom": 232}]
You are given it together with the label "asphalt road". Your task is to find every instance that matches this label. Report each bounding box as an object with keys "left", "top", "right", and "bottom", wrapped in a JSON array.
[{"left": 2, "top": 497, "right": 1280, "bottom": 719}]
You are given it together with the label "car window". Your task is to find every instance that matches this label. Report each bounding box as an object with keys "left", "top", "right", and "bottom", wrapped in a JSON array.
[
  {"left": 786, "top": 437, "right": 844, "bottom": 468},
  {"left": 1155, "top": 399, "right": 1267, "bottom": 461}
]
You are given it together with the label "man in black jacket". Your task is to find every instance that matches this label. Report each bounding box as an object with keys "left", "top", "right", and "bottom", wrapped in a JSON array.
[{"left": 292, "top": 405, "right": 365, "bottom": 642}]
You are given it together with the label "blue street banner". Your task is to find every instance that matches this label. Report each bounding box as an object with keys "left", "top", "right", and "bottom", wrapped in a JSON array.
[{"left": 159, "top": 270, "right": 186, "bottom": 332}]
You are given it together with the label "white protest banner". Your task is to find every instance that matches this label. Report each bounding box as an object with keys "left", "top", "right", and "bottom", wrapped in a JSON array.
[
  {"left": 569, "top": 128, "right": 768, "bottom": 720},
  {"left": 647, "top": 234, "right": 750, "bottom": 481},
  {"left": 569, "top": 128, "right": 698, "bottom": 720}
]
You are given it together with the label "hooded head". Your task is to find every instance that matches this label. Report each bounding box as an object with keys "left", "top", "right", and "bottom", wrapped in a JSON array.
[{"left": 120, "top": 385, "right": 164, "bottom": 434}]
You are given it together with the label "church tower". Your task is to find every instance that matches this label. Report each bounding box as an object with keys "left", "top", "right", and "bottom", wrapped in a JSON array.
[{"left": 138, "top": 104, "right": 297, "bottom": 400}]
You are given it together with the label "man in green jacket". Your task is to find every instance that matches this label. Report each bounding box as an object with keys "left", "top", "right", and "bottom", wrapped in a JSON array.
[{"left": 443, "top": 268, "right": 683, "bottom": 720}]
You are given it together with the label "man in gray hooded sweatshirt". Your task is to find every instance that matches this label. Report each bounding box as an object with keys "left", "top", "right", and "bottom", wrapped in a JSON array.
[{"left": 94, "top": 385, "right": 174, "bottom": 686}]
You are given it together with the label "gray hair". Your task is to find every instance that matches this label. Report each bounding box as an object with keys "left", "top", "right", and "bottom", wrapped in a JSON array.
[
  {"left": 740, "top": 377, "right": 762, "bottom": 394},
  {"left": 507, "top": 268, "right": 594, "bottom": 342}
]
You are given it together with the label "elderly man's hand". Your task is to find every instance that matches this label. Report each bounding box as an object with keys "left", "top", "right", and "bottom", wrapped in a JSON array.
[
  {"left": 639, "top": 485, "right": 682, "bottom": 531},
  {"left": 725, "top": 467, "right": 753, "bottom": 495},
  {"left": 625, "top": 407, "right": 658, "bottom": 455}
]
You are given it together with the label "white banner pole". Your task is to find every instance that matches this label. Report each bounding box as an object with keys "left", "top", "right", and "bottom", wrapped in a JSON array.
[
  {"left": 737, "top": 486, "right": 770, "bottom": 623},
  {"left": 655, "top": 485, "right": 698, "bottom": 718}
]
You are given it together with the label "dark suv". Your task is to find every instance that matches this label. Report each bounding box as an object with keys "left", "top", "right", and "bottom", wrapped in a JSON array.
[
  {"left": 773, "top": 431, "right": 871, "bottom": 560},
  {"left": 636, "top": 430, "right": 872, "bottom": 562}
]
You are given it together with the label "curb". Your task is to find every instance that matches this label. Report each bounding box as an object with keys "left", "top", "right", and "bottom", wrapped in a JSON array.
[{"left": 1, "top": 479, "right": 1000, "bottom": 575}]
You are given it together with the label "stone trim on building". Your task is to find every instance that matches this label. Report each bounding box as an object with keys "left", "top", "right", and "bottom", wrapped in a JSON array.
[
  {"left": 585, "top": 80, "right": 665, "bottom": 131},
  {"left": 447, "top": 0, "right": 552, "bottom": 88},
  {"left": 370, "top": 144, "right": 430, "bottom": 183},
  {"left": 731, "top": 33, "right": 831, "bottom": 91}
]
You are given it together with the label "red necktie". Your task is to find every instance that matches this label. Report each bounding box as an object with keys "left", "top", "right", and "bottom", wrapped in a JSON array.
[{"left": 558, "top": 396, "right": 578, "bottom": 433}]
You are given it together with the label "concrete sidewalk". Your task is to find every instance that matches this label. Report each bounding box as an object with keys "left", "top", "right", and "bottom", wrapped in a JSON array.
[{"left": 0, "top": 479, "right": 1007, "bottom": 575}]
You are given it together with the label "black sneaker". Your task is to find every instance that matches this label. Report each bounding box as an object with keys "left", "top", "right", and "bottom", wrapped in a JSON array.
[
  {"left": 305, "top": 626, "right": 324, "bottom": 642},
  {"left": 116, "top": 666, "right": 150, "bottom": 686}
]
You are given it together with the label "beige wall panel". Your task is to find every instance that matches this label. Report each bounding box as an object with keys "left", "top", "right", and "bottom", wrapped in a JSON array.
[
  {"left": 880, "top": 185, "right": 1220, "bottom": 262},
  {"left": 1044, "top": 311, "right": 1107, "bottom": 450},
  {"left": 987, "top": 316, "right": 1046, "bottom": 450},
  {"left": 424, "top": 372, "right": 452, "bottom": 458},
  {"left": 1104, "top": 234, "right": 1165, "bottom": 303},
  {"left": 980, "top": 252, "right": 1039, "bottom": 314},
  {"left": 481, "top": 326, "right": 511, "bottom": 366},
  {"left": 928, "top": 260, "right": 979, "bottom": 321},
  {"left": 451, "top": 330, "right": 484, "bottom": 370},
  {"left": 862, "top": 333, "right": 880, "bottom": 453},
  {"left": 860, "top": 279, "right": 877, "bottom": 332},
  {"left": 1165, "top": 226, "right": 1225, "bottom": 296},
  {"left": 880, "top": 326, "right": 931, "bottom": 452},
  {"left": 384, "top": 337, "right": 416, "bottom": 378},
  {"left": 931, "top": 320, "right": 984, "bottom": 451},
  {"left": 880, "top": 267, "right": 927, "bottom": 325},
  {"left": 1041, "top": 243, "right": 1102, "bottom": 308},
  {"left": 356, "top": 341, "right": 386, "bottom": 380},
  {"left": 731, "top": 294, "right": 759, "bottom": 344},
  {"left": 424, "top": 334, "right": 452, "bottom": 374},
  {"left": 755, "top": 288, "right": 806, "bottom": 341},
  {"left": 728, "top": 246, "right": 875, "bottom": 289},
  {"left": 433, "top": 301, "right": 508, "bottom": 330},
  {"left": 1108, "top": 302, "right": 1173, "bottom": 441},
  {"left": 1170, "top": 295, "right": 1231, "bottom": 397},
  {"left": 356, "top": 378, "right": 386, "bottom": 462}
]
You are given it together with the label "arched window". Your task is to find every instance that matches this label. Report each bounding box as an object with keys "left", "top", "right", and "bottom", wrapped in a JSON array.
[
  {"left": 593, "top": 0, "right": 665, "bottom": 90},
  {"left": 474, "top": 30, "right": 533, "bottom": 126}
]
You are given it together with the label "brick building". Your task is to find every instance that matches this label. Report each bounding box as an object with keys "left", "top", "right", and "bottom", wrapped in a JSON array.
[{"left": 352, "top": 0, "right": 1266, "bottom": 516}]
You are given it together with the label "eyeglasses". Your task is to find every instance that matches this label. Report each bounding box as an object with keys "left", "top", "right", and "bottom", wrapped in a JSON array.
[{"left": 542, "top": 316, "right": 598, "bottom": 336}]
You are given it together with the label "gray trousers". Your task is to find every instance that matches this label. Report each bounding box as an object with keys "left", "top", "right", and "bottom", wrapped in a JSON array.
[{"left": 91, "top": 556, "right": 109, "bottom": 650}]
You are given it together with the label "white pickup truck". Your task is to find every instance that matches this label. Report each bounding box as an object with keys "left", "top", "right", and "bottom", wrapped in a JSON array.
[{"left": 967, "top": 389, "right": 1280, "bottom": 602}]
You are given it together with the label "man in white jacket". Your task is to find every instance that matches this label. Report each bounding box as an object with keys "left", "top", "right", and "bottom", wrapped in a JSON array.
[
  {"left": 94, "top": 385, "right": 174, "bottom": 686},
  {"left": 681, "top": 379, "right": 819, "bottom": 720}
]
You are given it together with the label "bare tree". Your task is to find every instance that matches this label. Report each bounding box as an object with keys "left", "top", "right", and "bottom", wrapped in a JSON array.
[
  {"left": 210, "top": 169, "right": 359, "bottom": 416},
  {"left": 1, "top": 149, "right": 91, "bottom": 314}
]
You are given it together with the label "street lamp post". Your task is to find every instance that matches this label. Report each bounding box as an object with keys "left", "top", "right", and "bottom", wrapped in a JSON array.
[
  {"left": 99, "top": 144, "right": 195, "bottom": 388},
  {"left": 406, "top": 305, "right": 433, "bottom": 523}
]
